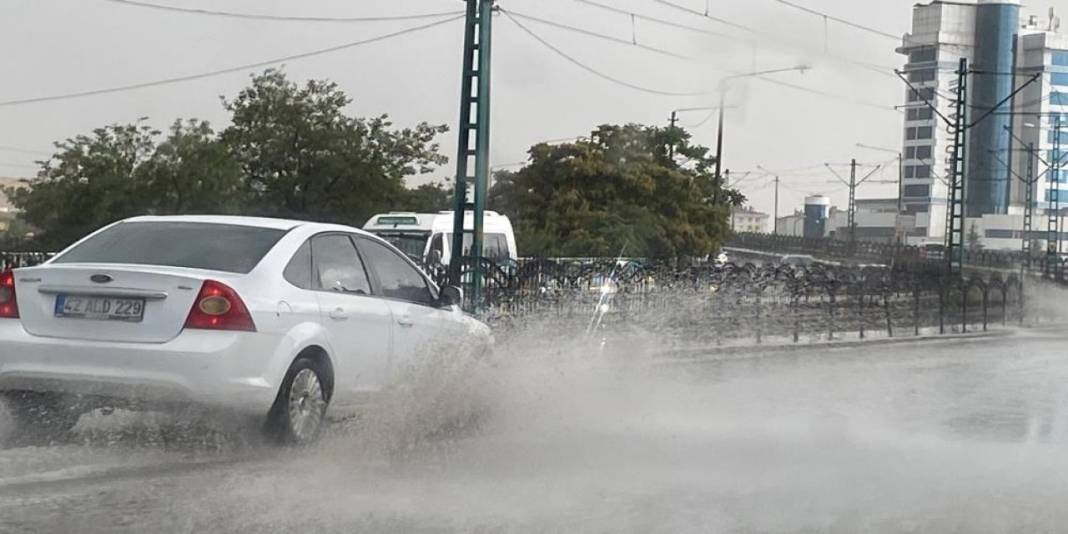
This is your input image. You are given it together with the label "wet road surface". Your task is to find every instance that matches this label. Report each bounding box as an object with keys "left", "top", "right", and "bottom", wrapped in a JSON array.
[{"left": 2, "top": 329, "right": 1068, "bottom": 533}]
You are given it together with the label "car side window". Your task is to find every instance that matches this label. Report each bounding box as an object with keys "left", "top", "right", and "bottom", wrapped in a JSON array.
[
  {"left": 283, "top": 240, "right": 313, "bottom": 289},
  {"left": 311, "top": 235, "right": 372, "bottom": 295},
  {"left": 357, "top": 238, "right": 436, "bottom": 306}
]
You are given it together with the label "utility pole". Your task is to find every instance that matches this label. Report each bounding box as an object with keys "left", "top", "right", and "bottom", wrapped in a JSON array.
[
  {"left": 945, "top": 58, "right": 969, "bottom": 275},
  {"left": 773, "top": 175, "right": 780, "bottom": 235},
  {"left": 1049, "top": 114, "right": 1062, "bottom": 274},
  {"left": 848, "top": 159, "right": 858, "bottom": 244},
  {"left": 1024, "top": 143, "right": 1036, "bottom": 272},
  {"left": 449, "top": 0, "right": 495, "bottom": 307},
  {"left": 668, "top": 111, "right": 679, "bottom": 159}
]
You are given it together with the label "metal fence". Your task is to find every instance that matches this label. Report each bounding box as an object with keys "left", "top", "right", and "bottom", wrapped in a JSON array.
[
  {"left": 4, "top": 251, "right": 1025, "bottom": 344},
  {"left": 450, "top": 258, "right": 1024, "bottom": 343},
  {"left": 728, "top": 232, "right": 1068, "bottom": 279}
]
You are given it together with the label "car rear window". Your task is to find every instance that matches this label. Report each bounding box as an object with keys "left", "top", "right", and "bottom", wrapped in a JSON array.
[{"left": 53, "top": 222, "right": 287, "bottom": 274}]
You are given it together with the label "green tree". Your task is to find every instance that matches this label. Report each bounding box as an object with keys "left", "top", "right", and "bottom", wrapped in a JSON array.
[
  {"left": 3, "top": 122, "right": 158, "bottom": 248},
  {"left": 401, "top": 182, "right": 452, "bottom": 213},
  {"left": 2, "top": 119, "right": 245, "bottom": 248},
  {"left": 221, "top": 69, "right": 448, "bottom": 226},
  {"left": 488, "top": 124, "right": 742, "bottom": 258},
  {"left": 138, "top": 119, "right": 245, "bottom": 215}
]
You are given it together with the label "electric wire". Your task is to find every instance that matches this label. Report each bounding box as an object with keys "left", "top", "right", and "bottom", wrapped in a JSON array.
[
  {"left": 0, "top": 146, "right": 50, "bottom": 156},
  {"left": 98, "top": 0, "right": 464, "bottom": 23},
  {"left": 0, "top": 15, "right": 464, "bottom": 108},
  {"left": 506, "top": 9, "right": 691, "bottom": 60}
]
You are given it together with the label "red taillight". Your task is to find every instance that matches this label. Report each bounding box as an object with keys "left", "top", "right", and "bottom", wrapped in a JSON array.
[
  {"left": 0, "top": 270, "right": 18, "bottom": 319},
  {"left": 184, "top": 280, "right": 255, "bottom": 332}
]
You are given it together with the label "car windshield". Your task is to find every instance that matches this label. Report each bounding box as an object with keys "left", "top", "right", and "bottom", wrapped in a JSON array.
[
  {"left": 53, "top": 222, "right": 286, "bottom": 274},
  {"left": 372, "top": 231, "right": 430, "bottom": 259}
]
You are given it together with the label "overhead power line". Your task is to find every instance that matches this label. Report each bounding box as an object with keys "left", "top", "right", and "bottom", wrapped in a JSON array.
[
  {"left": 646, "top": 0, "right": 897, "bottom": 77},
  {"left": 98, "top": 0, "right": 464, "bottom": 23},
  {"left": 504, "top": 9, "right": 897, "bottom": 111},
  {"left": 0, "top": 15, "right": 464, "bottom": 108},
  {"left": 651, "top": 0, "right": 757, "bottom": 34},
  {"left": 502, "top": 10, "right": 713, "bottom": 97},
  {"left": 769, "top": 0, "right": 899, "bottom": 41},
  {"left": 574, "top": 0, "right": 732, "bottom": 38},
  {"left": 506, "top": 9, "right": 691, "bottom": 60},
  {"left": 0, "top": 146, "right": 50, "bottom": 156}
]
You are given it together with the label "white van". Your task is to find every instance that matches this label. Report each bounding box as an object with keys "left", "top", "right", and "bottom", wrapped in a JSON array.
[{"left": 362, "top": 211, "right": 518, "bottom": 266}]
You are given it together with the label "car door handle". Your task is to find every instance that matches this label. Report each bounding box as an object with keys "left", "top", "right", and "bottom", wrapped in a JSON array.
[
  {"left": 329, "top": 308, "right": 349, "bottom": 321},
  {"left": 396, "top": 315, "right": 414, "bottom": 328}
]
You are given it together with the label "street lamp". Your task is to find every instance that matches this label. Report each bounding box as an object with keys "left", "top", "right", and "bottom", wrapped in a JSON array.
[{"left": 714, "top": 66, "right": 810, "bottom": 202}]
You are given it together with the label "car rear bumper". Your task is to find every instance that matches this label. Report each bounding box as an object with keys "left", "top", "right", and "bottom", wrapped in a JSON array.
[{"left": 0, "top": 321, "right": 284, "bottom": 415}]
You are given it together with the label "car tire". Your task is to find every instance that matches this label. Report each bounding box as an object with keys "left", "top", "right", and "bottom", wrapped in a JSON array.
[
  {"left": 265, "top": 357, "right": 331, "bottom": 446},
  {"left": 0, "top": 392, "right": 83, "bottom": 447}
]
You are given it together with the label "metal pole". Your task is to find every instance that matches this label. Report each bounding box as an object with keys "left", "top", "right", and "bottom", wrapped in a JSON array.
[
  {"left": 773, "top": 176, "right": 780, "bottom": 235},
  {"left": 714, "top": 90, "right": 725, "bottom": 204},
  {"left": 1049, "top": 114, "right": 1062, "bottom": 274},
  {"left": 669, "top": 111, "right": 678, "bottom": 159},
  {"left": 471, "top": 0, "right": 494, "bottom": 307},
  {"left": 897, "top": 152, "right": 904, "bottom": 244},
  {"left": 1023, "top": 143, "right": 1035, "bottom": 272},
  {"left": 849, "top": 159, "right": 857, "bottom": 244}
]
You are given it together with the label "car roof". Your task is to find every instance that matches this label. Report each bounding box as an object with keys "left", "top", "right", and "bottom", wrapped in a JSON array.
[{"left": 122, "top": 215, "right": 372, "bottom": 236}]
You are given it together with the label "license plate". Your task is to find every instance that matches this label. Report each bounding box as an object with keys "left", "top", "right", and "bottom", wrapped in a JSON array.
[{"left": 54, "top": 295, "right": 145, "bottom": 322}]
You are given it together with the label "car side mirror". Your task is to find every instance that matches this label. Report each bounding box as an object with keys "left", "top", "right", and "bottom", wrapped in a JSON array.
[{"left": 439, "top": 285, "right": 463, "bottom": 308}]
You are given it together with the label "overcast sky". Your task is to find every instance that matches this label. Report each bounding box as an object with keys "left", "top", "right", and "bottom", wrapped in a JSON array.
[{"left": 3, "top": 0, "right": 1068, "bottom": 217}]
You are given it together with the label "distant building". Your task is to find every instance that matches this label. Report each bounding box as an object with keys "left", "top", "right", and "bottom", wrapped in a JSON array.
[
  {"left": 803, "top": 195, "right": 830, "bottom": 239},
  {"left": 732, "top": 207, "right": 770, "bottom": 233},
  {"left": 776, "top": 211, "right": 805, "bottom": 237}
]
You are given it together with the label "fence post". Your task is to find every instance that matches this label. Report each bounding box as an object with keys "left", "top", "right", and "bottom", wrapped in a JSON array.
[
  {"left": 961, "top": 280, "right": 967, "bottom": 334},
  {"left": 827, "top": 286, "right": 837, "bottom": 341},
  {"left": 884, "top": 289, "right": 893, "bottom": 338},
  {"left": 939, "top": 286, "right": 945, "bottom": 335},
  {"left": 982, "top": 286, "right": 989, "bottom": 332},
  {"left": 858, "top": 289, "right": 866, "bottom": 340},
  {"left": 914, "top": 285, "right": 921, "bottom": 337}
]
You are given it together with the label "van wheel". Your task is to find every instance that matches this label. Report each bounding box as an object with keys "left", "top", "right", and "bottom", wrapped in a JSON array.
[
  {"left": 1, "top": 392, "right": 82, "bottom": 447},
  {"left": 266, "top": 358, "right": 330, "bottom": 446}
]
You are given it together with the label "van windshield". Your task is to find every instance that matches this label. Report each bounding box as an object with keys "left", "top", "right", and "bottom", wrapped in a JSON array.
[{"left": 371, "top": 231, "right": 430, "bottom": 260}]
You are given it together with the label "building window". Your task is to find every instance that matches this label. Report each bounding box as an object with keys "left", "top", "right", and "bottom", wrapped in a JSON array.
[
  {"left": 1053, "top": 72, "right": 1068, "bottom": 86},
  {"left": 904, "top": 166, "right": 915, "bottom": 178},
  {"left": 916, "top": 145, "right": 932, "bottom": 159},
  {"left": 985, "top": 229, "right": 1016, "bottom": 239},
  {"left": 905, "top": 147, "right": 916, "bottom": 159},
  {"left": 915, "top": 126, "right": 933, "bottom": 139},
  {"left": 1047, "top": 189, "right": 1066, "bottom": 202},
  {"left": 909, "top": 48, "right": 937, "bottom": 63},
  {"left": 904, "top": 184, "right": 930, "bottom": 197},
  {"left": 908, "top": 69, "right": 936, "bottom": 83},
  {"left": 914, "top": 165, "right": 931, "bottom": 178},
  {"left": 1052, "top": 92, "right": 1068, "bottom": 107},
  {"left": 1053, "top": 50, "right": 1068, "bottom": 67},
  {"left": 907, "top": 107, "right": 934, "bottom": 121},
  {"left": 907, "top": 87, "right": 935, "bottom": 102}
]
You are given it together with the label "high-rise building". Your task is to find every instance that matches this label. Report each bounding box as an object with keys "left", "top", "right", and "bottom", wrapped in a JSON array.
[
  {"left": 896, "top": 1, "right": 1068, "bottom": 249},
  {"left": 897, "top": 1, "right": 980, "bottom": 244}
]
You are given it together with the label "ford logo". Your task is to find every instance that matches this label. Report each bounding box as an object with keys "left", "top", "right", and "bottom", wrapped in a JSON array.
[{"left": 90, "top": 274, "right": 113, "bottom": 284}]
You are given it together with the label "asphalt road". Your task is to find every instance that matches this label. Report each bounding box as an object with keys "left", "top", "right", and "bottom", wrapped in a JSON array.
[{"left": 2, "top": 329, "right": 1068, "bottom": 533}]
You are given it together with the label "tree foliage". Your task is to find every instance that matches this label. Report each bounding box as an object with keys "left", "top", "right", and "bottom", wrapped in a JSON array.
[
  {"left": 489, "top": 124, "right": 743, "bottom": 259},
  {"left": 221, "top": 70, "right": 448, "bottom": 225},
  {"left": 3, "top": 70, "right": 450, "bottom": 247}
]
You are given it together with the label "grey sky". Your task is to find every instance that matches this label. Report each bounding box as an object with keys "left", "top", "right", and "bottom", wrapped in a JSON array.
[{"left": 2, "top": 0, "right": 1067, "bottom": 217}]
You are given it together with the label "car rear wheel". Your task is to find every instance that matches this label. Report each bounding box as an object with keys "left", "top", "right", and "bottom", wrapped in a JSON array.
[
  {"left": 266, "top": 357, "right": 330, "bottom": 446},
  {"left": 0, "top": 392, "right": 83, "bottom": 447}
]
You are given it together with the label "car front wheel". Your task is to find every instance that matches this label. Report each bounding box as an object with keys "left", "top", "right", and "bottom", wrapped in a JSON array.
[{"left": 266, "top": 358, "right": 330, "bottom": 446}]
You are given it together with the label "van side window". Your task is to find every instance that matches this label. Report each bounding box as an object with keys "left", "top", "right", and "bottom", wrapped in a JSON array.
[{"left": 429, "top": 233, "right": 444, "bottom": 262}]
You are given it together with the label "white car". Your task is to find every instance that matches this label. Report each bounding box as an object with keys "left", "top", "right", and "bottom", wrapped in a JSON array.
[{"left": 0, "top": 216, "right": 491, "bottom": 445}]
